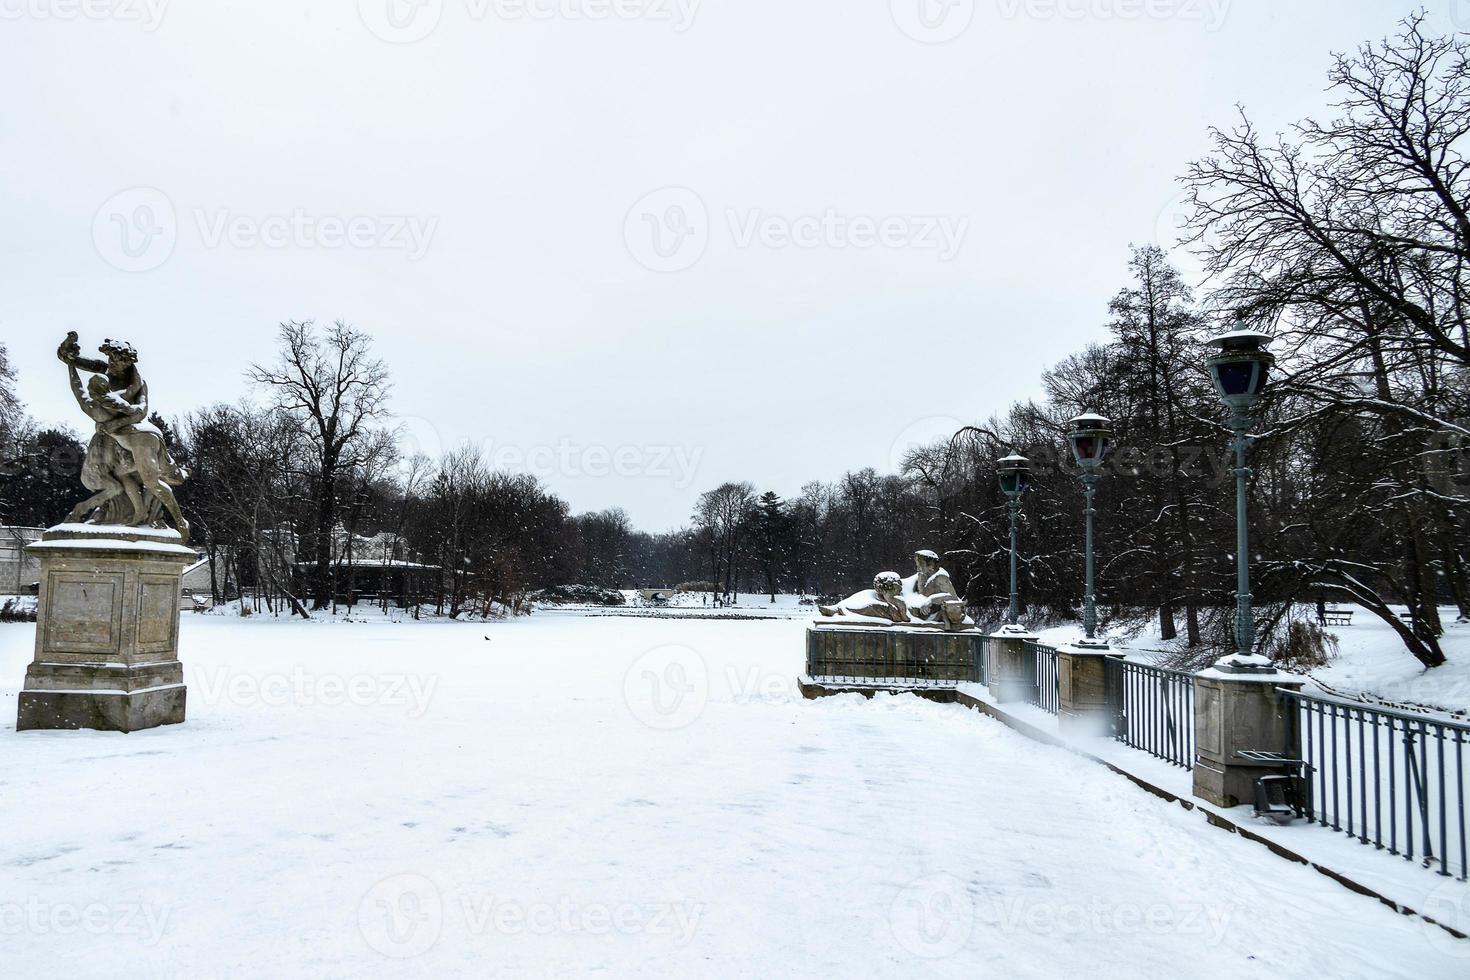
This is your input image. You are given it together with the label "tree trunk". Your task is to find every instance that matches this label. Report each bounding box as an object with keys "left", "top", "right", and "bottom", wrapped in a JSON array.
[{"left": 312, "top": 484, "right": 334, "bottom": 610}]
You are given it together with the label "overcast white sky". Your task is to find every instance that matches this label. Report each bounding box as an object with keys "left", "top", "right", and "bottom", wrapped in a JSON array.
[{"left": 1, "top": 0, "right": 1455, "bottom": 529}]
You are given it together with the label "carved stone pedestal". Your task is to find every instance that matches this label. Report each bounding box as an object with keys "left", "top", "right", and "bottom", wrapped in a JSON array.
[
  {"left": 985, "top": 627, "right": 1036, "bottom": 704},
  {"left": 16, "top": 524, "right": 192, "bottom": 733},
  {"left": 804, "top": 624, "right": 983, "bottom": 686},
  {"left": 1192, "top": 669, "right": 1303, "bottom": 807},
  {"left": 1057, "top": 644, "right": 1121, "bottom": 737}
]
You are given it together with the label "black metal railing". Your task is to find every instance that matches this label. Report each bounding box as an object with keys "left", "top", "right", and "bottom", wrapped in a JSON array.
[
  {"left": 1282, "top": 689, "right": 1469, "bottom": 881},
  {"left": 1021, "top": 640, "right": 1059, "bottom": 715},
  {"left": 1105, "top": 659, "right": 1195, "bottom": 770}
]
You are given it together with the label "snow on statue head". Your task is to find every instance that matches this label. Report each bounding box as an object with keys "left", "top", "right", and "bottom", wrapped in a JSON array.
[
  {"left": 913, "top": 549, "right": 941, "bottom": 573},
  {"left": 98, "top": 338, "right": 138, "bottom": 365},
  {"left": 873, "top": 571, "right": 903, "bottom": 598}
]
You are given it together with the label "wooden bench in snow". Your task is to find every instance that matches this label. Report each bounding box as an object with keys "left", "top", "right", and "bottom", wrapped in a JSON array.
[{"left": 1322, "top": 609, "right": 1353, "bottom": 627}]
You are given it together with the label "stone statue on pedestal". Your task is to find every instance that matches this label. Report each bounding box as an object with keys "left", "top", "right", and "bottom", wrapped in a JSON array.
[
  {"left": 14, "top": 334, "right": 192, "bottom": 733},
  {"left": 804, "top": 549, "right": 979, "bottom": 689},
  {"left": 818, "top": 549, "right": 973, "bottom": 631}
]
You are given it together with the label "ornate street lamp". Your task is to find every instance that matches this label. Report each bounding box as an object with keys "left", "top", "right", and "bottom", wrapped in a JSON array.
[
  {"left": 1068, "top": 411, "right": 1112, "bottom": 649},
  {"left": 997, "top": 453, "right": 1031, "bottom": 628},
  {"left": 1206, "top": 329, "right": 1275, "bottom": 673}
]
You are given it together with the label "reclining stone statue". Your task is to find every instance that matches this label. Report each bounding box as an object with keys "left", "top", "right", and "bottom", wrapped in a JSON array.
[
  {"left": 818, "top": 549, "right": 973, "bottom": 630},
  {"left": 818, "top": 571, "right": 912, "bottom": 624}
]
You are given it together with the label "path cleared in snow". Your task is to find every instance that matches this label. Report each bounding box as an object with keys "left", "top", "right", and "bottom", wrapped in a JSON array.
[{"left": 2, "top": 613, "right": 1467, "bottom": 978}]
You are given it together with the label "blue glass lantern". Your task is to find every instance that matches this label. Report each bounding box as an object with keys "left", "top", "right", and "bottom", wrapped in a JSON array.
[{"left": 1205, "top": 330, "right": 1275, "bottom": 410}]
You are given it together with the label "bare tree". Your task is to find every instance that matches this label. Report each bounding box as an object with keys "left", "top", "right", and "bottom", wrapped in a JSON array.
[
  {"left": 250, "top": 321, "right": 392, "bottom": 610},
  {"left": 1183, "top": 13, "right": 1470, "bottom": 665}
]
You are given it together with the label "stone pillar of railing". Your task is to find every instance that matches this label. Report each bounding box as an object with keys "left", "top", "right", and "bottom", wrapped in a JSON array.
[
  {"left": 1192, "top": 668, "right": 1304, "bottom": 808},
  {"left": 1056, "top": 644, "right": 1122, "bottom": 737},
  {"left": 985, "top": 627, "right": 1036, "bottom": 704}
]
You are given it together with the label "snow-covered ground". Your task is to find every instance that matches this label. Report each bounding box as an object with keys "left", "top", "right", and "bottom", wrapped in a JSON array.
[
  {"left": 2, "top": 611, "right": 1468, "bottom": 977},
  {"left": 1306, "top": 611, "right": 1470, "bottom": 714}
]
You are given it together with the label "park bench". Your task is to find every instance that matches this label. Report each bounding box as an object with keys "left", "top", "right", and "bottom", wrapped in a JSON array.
[{"left": 1321, "top": 609, "right": 1353, "bottom": 627}]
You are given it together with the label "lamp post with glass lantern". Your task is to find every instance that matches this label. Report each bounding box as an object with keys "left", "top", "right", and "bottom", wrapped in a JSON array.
[
  {"left": 987, "top": 452, "right": 1036, "bottom": 704},
  {"left": 1205, "top": 330, "right": 1275, "bottom": 674},
  {"left": 1067, "top": 411, "right": 1113, "bottom": 650},
  {"left": 996, "top": 453, "right": 1031, "bottom": 629},
  {"left": 1192, "top": 328, "right": 1305, "bottom": 809}
]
